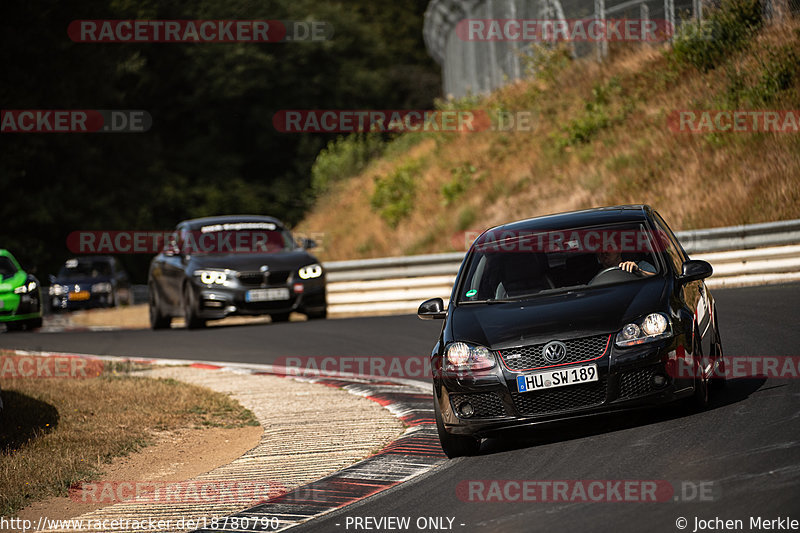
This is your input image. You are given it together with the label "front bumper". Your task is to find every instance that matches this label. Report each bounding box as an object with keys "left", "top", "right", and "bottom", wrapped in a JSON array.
[
  {"left": 0, "top": 290, "right": 42, "bottom": 322},
  {"left": 188, "top": 278, "right": 326, "bottom": 319},
  {"left": 434, "top": 335, "right": 695, "bottom": 438}
]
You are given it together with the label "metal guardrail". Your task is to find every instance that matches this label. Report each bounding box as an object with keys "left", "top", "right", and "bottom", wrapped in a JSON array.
[{"left": 324, "top": 219, "right": 800, "bottom": 316}]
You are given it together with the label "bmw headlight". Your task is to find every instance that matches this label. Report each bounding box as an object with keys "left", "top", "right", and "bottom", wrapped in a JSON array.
[
  {"left": 91, "top": 282, "right": 112, "bottom": 294},
  {"left": 194, "top": 269, "right": 233, "bottom": 286},
  {"left": 298, "top": 264, "right": 323, "bottom": 280},
  {"left": 616, "top": 313, "right": 671, "bottom": 347},
  {"left": 445, "top": 342, "right": 496, "bottom": 371}
]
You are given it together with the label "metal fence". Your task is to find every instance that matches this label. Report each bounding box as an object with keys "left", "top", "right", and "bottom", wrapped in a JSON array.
[
  {"left": 423, "top": 0, "right": 797, "bottom": 98},
  {"left": 324, "top": 219, "right": 800, "bottom": 316}
]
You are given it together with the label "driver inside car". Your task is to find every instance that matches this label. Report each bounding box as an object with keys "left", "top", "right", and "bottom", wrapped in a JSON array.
[{"left": 596, "top": 247, "right": 657, "bottom": 276}]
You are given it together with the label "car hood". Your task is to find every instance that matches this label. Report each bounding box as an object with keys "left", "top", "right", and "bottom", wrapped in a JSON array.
[
  {"left": 449, "top": 277, "right": 668, "bottom": 349},
  {"left": 0, "top": 271, "right": 26, "bottom": 292},
  {"left": 188, "top": 251, "right": 318, "bottom": 272}
]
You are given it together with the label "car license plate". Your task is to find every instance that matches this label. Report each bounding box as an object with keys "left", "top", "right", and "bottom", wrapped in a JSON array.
[
  {"left": 68, "top": 291, "right": 90, "bottom": 301},
  {"left": 246, "top": 288, "right": 290, "bottom": 302},
  {"left": 517, "top": 364, "right": 598, "bottom": 393}
]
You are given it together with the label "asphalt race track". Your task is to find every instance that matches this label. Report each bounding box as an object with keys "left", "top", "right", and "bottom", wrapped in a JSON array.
[{"left": 2, "top": 283, "right": 799, "bottom": 533}]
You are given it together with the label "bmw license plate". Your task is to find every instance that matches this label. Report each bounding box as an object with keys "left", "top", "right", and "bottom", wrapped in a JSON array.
[
  {"left": 517, "top": 364, "right": 598, "bottom": 393},
  {"left": 246, "top": 288, "right": 290, "bottom": 302}
]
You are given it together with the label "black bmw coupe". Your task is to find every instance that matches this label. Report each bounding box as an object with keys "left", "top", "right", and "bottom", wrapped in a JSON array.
[
  {"left": 418, "top": 205, "right": 723, "bottom": 457},
  {"left": 148, "top": 215, "right": 326, "bottom": 329}
]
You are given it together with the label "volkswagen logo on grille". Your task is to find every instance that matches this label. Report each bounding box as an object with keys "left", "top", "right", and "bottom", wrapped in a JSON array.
[{"left": 542, "top": 341, "right": 567, "bottom": 364}]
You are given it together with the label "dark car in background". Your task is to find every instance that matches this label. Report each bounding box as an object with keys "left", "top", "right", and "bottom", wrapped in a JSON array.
[
  {"left": 49, "top": 256, "right": 131, "bottom": 311},
  {"left": 0, "top": 249, "right": 43, "bottom": 331},
  {"left": 148, "top": 215, "right": 327, "bottom": 329},
  {"left": 418, "top": 205, "right": 724, "bottom": 457}
]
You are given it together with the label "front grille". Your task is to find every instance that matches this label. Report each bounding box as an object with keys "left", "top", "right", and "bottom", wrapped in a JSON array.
[
  {"left": 618, "top": 366, "right": 659, "bottom": 399},
  {"left": 449, "top": 392, "right": 506, "bottom": 419},
  {"left": 511, "top": 376, "right": 607, "bottom": 416},
  {"left": 499, "top": 335, "right": 609, "bottom": 371},
  {"left": 237, "top": 271, "right": 290, "bottom": 287}
]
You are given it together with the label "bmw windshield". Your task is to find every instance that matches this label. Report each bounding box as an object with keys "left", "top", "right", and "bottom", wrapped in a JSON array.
[
  {"left": 179, "top": 223, "right": 297, "bottom": 255},
  {"left": 457, "top": 222, "right": 663, "bottom": 304}
]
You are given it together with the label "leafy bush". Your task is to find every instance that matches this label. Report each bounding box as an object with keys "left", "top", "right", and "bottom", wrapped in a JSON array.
[
  {"left": 557, "top": 77, "right": 621, "bottom": 148},
  {"left": 671, "top": 0, "right": 763, "bottom": 72},
  {"left": 370, "top": 160, "right": 421, "bottom": 228},
  {"left": 311, "top": 133, "right": 386, "bottom": 195},
  {"left": 441, "top": 163, "right": 478, "bottom": 206}
]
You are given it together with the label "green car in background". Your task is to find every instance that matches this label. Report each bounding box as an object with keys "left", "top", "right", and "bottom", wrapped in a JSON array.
[{"left": 0, "top": 249, "right": 43, "bottom": 331}]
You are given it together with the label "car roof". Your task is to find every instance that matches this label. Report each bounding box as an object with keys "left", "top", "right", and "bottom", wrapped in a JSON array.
[
  {"left": 178, "top": 215, "right": 285, "bottom": 230},
  {"left": 483, "top": 205, "right": 653, "bottom": 235}
]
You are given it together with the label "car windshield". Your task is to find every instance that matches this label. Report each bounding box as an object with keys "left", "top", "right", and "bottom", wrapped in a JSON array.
[
  {"left": 0, "top": 257, "right": 18, "bottom": 279},
  {"left": 457, "top": 222, "right": 662, "bottom": 303},
  {"left": 58, "top": 258, "right": 112, "bottom": 280},
  {"left": 183, "top": 223, "right": 295, "bottom": 255}
]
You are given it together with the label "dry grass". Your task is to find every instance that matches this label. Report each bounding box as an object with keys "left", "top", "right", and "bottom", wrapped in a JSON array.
[
  {"left": 298, "top": 19, "right": 800, "bottom": 261},
  {"left": 0, "top": 365, "right": 259, "bottom": 516}
]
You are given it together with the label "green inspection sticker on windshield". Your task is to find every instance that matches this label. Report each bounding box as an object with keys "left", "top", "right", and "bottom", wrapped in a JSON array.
[{"left": 466, "top": 289, "right": 477, "bottom": 297}]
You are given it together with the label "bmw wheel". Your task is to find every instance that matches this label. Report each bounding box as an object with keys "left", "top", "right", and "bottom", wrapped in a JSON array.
[
  {"left": 149, "top": 284, "right": 171, "bottom": 330},
  {"left": 183, "top": 283, "right": 206, "bottom": 329}
]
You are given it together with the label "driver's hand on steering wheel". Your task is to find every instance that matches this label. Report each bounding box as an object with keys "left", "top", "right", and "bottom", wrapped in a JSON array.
[{"left": 618, "top": 261, "right": 639, "bottom": 273}]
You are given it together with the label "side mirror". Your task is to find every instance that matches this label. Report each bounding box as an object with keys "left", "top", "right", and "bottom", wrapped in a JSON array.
[
  {"left": 301, "top": 238, "right": 317, "bottom": 250},
  {"left": 48, "top": 274, "right": 56, "bottom": 284},
  {"left": 679, "top": 259, "right": 713, "bottom": 283},
  {"left": 418, "top": 297, "right": 446, "bottom": 320}
]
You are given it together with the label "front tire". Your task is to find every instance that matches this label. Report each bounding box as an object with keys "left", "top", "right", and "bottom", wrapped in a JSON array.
[
  {"left": 434, "top": 389, "right": 481, "bottom": 458},
  {"left": 306, "top": 308, "right": 327, "bottom": 320},
  {"left": 270, "top": 312, "right": 291, "bottom": 323},
  {"left": 149, "top": 284, "right": 171, "bottom": 330},
  {"left": 183, "top": 283, "right": 206, "bottom": 329}
]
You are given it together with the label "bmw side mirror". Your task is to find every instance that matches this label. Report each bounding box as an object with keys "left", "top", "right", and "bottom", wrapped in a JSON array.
[
  {"left": 302, "top": 238, "right": 317, "bottom": 250},
  {"left": 679, "top": 259, "right": 713, "bottom": 283},
  {"left": 48, "top": 274, "right": 56, "bottom": 284},
  {"left": 418, "top": 297, "right": 446, "bottom": 320}
]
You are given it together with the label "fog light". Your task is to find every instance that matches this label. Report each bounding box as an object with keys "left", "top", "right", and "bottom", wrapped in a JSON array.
[
  {"left": 293, "top": 283, "right": 304, "bottom": 293},
  {"left": 225, "top": 305, "right": 237, "bottom": 313},
  {"left": 459, "top": 402, "right": 474, "bottom": 418},
  {"left": 653, "top": 374, "right": 667, "bottom": 387}
]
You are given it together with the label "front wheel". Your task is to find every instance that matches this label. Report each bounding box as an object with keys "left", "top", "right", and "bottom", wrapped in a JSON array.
[
  {"left": 149, "top": 285, "right": 171, "bottom": 330},
  {"left": 270, "top": 312, "right": 291, "bottom": 323},
  {"left": 183, "top": 283, "right": 206, "bottom": 329},
  {"left": 434, "top": 389, "right": 481, "bottom": 458},
  {"left": 306, "top": 308, "right": 327, "bottom": 320}
]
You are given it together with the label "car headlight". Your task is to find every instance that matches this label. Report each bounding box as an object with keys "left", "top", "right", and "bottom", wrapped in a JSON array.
[
  {"left": 616, "top": 313, "right": 671, "bottom": 347},
  {"left": 14, "top": 281, "right": 37, "bottom": 294},
  {"left": 445, "top": 342, "right": 496, "bottom": 371},
  {"left": 298, "top": 264, "right": 323, "bottom": 280},
  {"left": 194, "top": 269, "right": 231, "bottom": 286},
  {"left": 91, "top": 282, "right": 113, "bottom": 293}
]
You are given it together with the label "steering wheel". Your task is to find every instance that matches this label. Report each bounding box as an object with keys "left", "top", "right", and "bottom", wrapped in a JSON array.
[{"left": 588, "top": 266, "right": 639, "bottom": 286}]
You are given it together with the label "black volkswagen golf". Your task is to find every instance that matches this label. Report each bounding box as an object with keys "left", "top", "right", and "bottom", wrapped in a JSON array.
[
  {"left": 418, "top": 205, "right": 724, "bottom": 457},
  {"left": 148, "top": 215, "right": 326, "bottom": 329}
]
